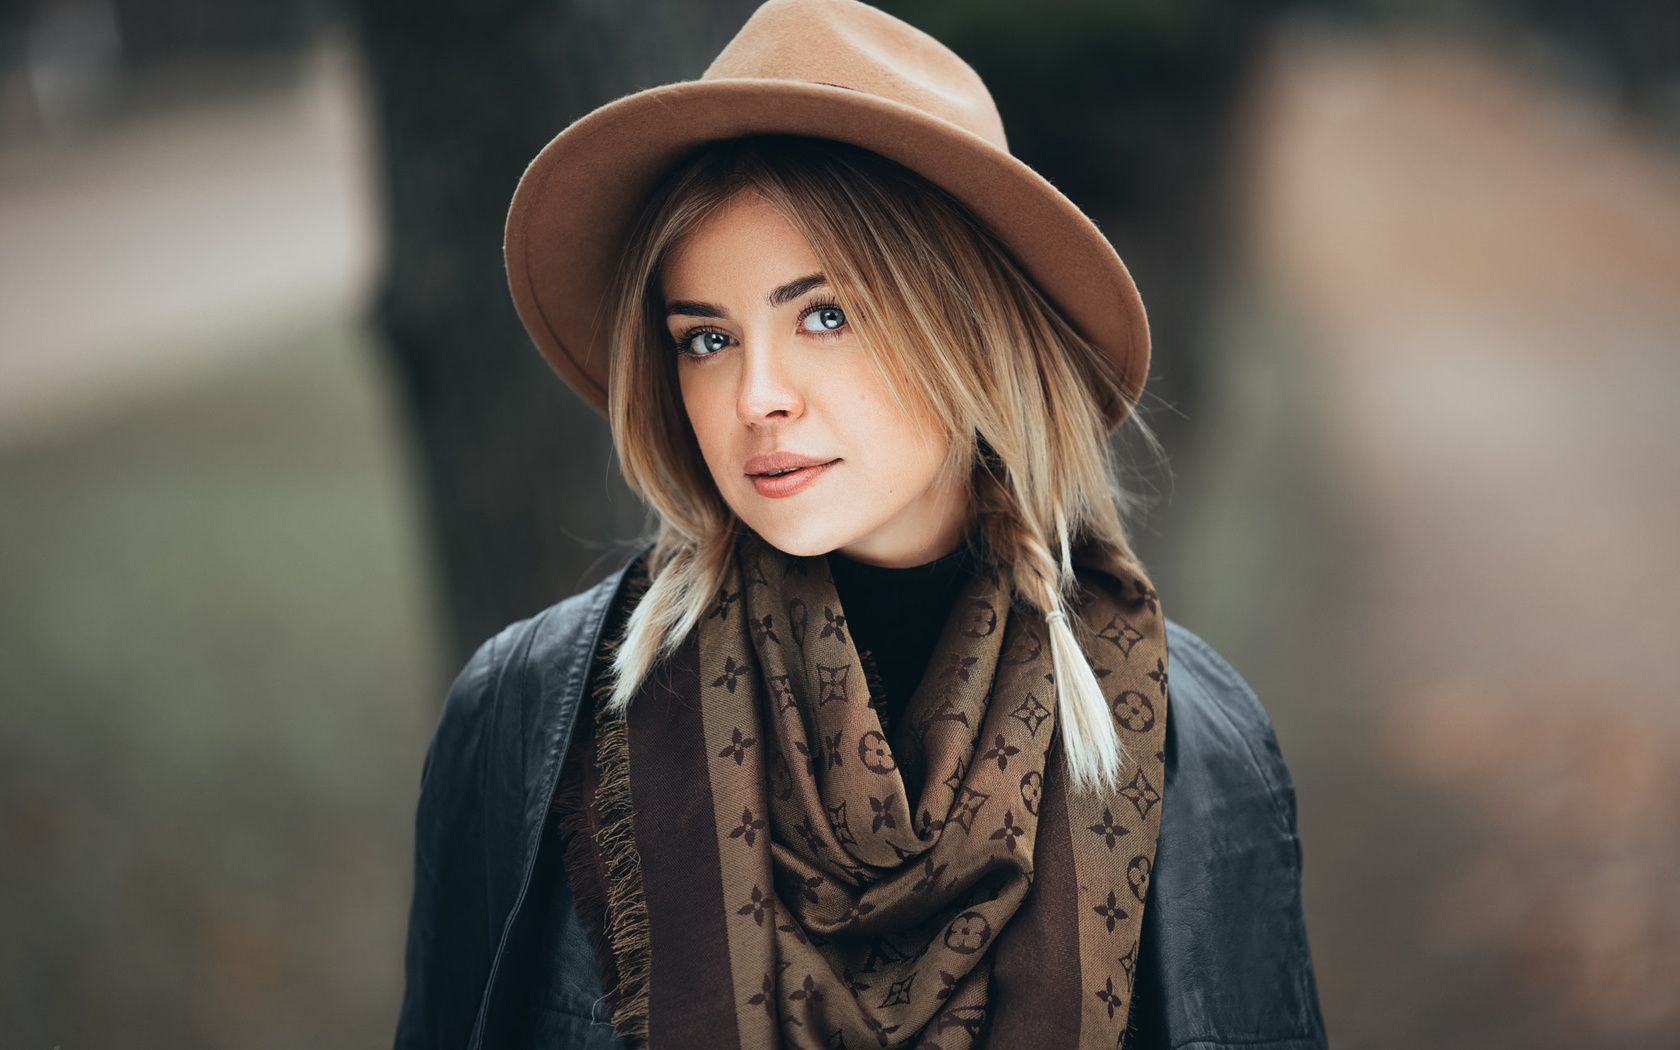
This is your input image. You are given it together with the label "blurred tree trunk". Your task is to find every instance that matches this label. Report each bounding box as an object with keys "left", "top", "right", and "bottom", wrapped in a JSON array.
[{"left": 352, "top": 0, "right": 758, "bottom": 666}]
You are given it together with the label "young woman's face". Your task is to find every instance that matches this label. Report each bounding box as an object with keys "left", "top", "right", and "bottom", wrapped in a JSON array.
[{"left": 662, "top": 192, "right": 970, "bottom": 567}]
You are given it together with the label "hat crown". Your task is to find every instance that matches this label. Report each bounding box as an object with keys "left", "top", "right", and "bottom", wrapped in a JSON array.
[{"left": 703, "top": 0, "right": 1007, "bottom": 150}]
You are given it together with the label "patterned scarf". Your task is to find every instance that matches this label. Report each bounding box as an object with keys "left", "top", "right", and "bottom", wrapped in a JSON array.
[{"left": 589, "top": 532, "right": 1168, "bottom": 1049}]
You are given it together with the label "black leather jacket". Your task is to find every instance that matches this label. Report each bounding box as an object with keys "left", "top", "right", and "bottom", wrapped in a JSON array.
[{"left": 394, "top": 564, "right": 1328, "bottom": 1049}]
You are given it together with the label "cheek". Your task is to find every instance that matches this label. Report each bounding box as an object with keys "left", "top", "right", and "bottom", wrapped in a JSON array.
[
  {"left": 894, "top": 424, "right": 951, "bottom": 485},
  {"left": 827, "top": 367, "right": 943, "bottom": 474},
  {"left": 678, "top": 366, "right": 733, "bottom": 462}
]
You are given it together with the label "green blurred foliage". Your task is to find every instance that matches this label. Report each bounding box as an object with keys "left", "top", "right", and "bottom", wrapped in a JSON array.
[{"left": 0, "top": 325, "right": 438, "bottom": 1048}]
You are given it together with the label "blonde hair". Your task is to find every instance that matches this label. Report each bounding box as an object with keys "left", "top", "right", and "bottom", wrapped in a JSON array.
[{"left": 605, "top": 137, "right": 1145, "bottom": 794}]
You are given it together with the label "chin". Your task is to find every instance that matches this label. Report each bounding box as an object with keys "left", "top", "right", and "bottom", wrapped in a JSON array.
[{"left": 742, "top": 514, "right": 860, "bottom": 560}]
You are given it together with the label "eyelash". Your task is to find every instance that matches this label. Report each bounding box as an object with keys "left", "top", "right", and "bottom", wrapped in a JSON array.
[
  {"left": 671, "top": 325, "right": 729, "bottom": 360},
  {"left": 670, "top": 298, "right": 849, "bottom": 359},
  {"left": 801, "top": 298, "right": 847, "bottom": 337}
]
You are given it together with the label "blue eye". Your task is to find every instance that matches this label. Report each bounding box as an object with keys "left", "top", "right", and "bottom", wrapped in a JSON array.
[
  {"left": 683, "top": 330, "right": 731, "bottom": 356},
  {"left": 801, "top": 305, "right": 846, "bottom": 333}
]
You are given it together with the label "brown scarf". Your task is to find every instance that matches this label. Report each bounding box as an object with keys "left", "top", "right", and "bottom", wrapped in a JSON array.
[{"left": 582, "top": 532, "right": 1168, "bottom": 1049}]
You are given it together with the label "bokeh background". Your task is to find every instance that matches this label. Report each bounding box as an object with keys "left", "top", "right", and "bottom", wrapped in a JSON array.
[{"left": 2, "top": 0, "right": 1676, "bottom": 1046}]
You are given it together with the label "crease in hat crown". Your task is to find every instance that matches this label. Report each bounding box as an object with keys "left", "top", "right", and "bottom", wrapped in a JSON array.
[
  {"left": 701, "top": 0, "right": 1008, "bottom": 150},
  {"left": 503, "top": 0, "right": 1151, "bottom": 428}
]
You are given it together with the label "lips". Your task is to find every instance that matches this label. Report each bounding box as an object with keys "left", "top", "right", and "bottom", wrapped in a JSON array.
[{"left": 744, "top": 451, "right": 838, "bottom": 498}]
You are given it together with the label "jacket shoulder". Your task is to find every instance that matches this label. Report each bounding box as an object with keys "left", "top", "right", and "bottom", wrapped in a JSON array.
[
  {"left": 1161, "top": 620, "right": 1297, "bottom": 834},
  {"left": 449, "top": 571, "right": 624, "bottom": 716},
  {"left": 1128, "top": 620, "right": 1326, "bottom": 1049}
]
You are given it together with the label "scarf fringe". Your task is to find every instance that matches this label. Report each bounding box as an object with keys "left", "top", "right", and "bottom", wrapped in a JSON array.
[
  {"left": 552, "top": 756, "right": 618, "bottom": 1013},
  {"left": 592, "top": 564, "right": 653, "bottom": 1047},
  {"left": 594, "top": 703, "right": 651, "bottom": 1047}
]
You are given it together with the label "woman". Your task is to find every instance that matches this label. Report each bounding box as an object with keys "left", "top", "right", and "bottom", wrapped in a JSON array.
[{"left": 396, "top": 2, "right": 1325, "bottom": 1048}]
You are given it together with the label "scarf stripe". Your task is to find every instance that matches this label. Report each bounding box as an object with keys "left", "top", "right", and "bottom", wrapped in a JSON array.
[
  {"left": 625, "top": 639, "right": 742, "bottom": 1046},
  {"left": 985, "top": 760, "right": 1082, "bottom": 1044}
]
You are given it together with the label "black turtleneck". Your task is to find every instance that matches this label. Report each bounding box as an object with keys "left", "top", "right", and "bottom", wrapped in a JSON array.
[{"left": 827, "top": 544, "right": 974, "bottom": 733}]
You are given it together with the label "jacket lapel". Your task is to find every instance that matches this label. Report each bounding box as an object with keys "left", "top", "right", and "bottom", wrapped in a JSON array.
[{"left": 469, "top": 560, "right": 637, "bottom": 1050}]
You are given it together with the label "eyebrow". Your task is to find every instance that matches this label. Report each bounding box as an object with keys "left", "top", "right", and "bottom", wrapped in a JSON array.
[
  {"left": 664, "top": 272, "right": 829, "bottom": 319},
  {"left": 767, "top": 272, "right": 828, "bottom": 307}
]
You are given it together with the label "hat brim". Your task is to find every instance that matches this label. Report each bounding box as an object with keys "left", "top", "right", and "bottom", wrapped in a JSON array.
[{"left": 505, "top": 78, "right": 1149, "bottom": 428}]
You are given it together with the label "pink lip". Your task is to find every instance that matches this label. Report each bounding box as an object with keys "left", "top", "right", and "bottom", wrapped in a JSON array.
[{"left": 744, "top": 452, "right": 838, "bottom": 498}]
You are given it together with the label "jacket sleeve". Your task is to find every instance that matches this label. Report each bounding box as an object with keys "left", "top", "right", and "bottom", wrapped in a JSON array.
[{"left": 394, "top": 631, "right": 509, "bottom": 1050}]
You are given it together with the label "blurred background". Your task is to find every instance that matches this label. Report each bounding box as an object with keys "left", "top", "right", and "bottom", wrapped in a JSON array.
[{"left": 1, "top": 0, "right": 1676, "bottom": 1046}]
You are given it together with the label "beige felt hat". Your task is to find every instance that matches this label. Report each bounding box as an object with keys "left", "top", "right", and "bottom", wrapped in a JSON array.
[{"left": 504, "top": 0, "right": 1150, "bottom": 427}]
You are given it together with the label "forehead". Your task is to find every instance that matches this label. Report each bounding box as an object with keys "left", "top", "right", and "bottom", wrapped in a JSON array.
[{"left": 660, "top": 193, "right": 823, "bottom": 300}]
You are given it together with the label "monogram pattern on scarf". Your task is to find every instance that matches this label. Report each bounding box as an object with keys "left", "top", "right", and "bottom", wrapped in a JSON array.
[{"left": 601, "top": 533, "right": 1169, "bottom": 1049}]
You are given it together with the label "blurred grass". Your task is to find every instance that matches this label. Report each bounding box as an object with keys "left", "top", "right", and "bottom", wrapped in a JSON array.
[{"left": 0, "top": 322, "right": 440, "bottom": 1048}]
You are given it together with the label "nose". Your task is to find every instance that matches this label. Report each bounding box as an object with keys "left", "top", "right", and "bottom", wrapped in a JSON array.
[{"left": 736, "top": 337, "right": 804, "bottom": 425}]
